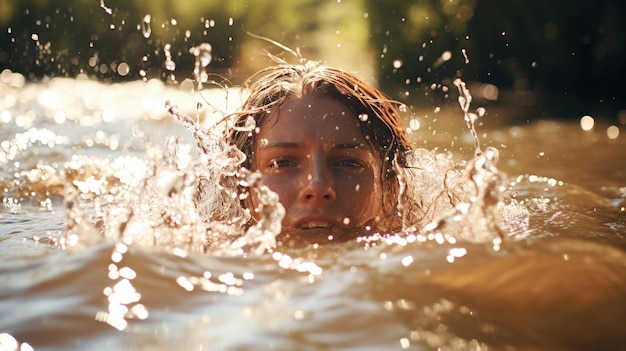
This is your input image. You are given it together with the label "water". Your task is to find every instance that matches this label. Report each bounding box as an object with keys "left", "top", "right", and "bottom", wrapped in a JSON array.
[{"left": 1, "top": 72, "right": 626, "bottom": 351}]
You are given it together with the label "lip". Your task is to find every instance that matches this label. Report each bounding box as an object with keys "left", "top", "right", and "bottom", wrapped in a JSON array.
[{"left": 293, "top": 216, "right": 340, "bottom": 230}]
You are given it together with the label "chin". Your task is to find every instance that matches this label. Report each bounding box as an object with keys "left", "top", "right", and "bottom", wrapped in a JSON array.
[{"left": 277, "top": 226, "right": 369, "bottom": 246}]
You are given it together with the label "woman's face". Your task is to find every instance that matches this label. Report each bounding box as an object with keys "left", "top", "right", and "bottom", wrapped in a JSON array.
[{"left": 251, "top": 95, "right": 386, "bottom": 241}]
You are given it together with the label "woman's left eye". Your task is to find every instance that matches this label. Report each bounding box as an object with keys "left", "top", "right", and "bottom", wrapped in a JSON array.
[{"left": 336, "top": 159, "right": 364, "bottom": 168}]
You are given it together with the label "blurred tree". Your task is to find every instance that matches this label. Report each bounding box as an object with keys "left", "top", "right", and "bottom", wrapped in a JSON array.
[
  {"left": 1, "top": 0, "right": 624, "bottom": 119},
  {"left": 364, "top": 0, "right": 478, "bottom": 105},
  {"left": 465, "top": 0, "right": 626, "bottom": 117},
  {"left": 0, "top": 0, "right": 373, "bottom": 85},
  {"left": 364, "top": 0, "right": 625, "bottom": 118},
  {"left": 0, "top": 0, "right": 245, "bottom": 82}
]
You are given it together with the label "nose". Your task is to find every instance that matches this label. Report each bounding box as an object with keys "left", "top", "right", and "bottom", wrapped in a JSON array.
[{"left": 298, "top": 164, "right": 336, "bottom": 206}]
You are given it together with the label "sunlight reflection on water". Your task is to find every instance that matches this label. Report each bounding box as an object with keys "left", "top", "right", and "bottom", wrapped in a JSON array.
[{"left": 1, "top": 73, "right": 625, "bottom": 350}]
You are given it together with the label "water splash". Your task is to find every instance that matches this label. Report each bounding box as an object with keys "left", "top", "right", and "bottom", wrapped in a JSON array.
[
  {"left": 394, "top": 77, "right": 506, "bottom": 247},
  {"left": 454, "top": 78, "right": 484, "bottom": 157},
  {"left": 163, "top": 100, "right": 284, "bottom": 254},
  {"left": 229, "top": 171, "right": 285, "bottom": 255},
  {"left": 163, "top": 44, "right": 176, "bottom": 82},
  {"left": 50, "top": 69, "right": 504, "bottom": 254},
  {"left": 189, "top": 43, "right": 212, "bottom": 89},
  {"left": 421, "top": 79, "right": 506, "bottom": 245}
]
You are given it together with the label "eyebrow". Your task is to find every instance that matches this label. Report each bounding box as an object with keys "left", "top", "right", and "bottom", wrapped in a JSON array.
[
  {"left": 261, "top": 142, "right": 366, "bottom": 150},
  {"left": 260, "top": 142, "right": 300, "bottom": 150},
  {"left": 333, "top": 142, "right": 366, "bottom": 149}
]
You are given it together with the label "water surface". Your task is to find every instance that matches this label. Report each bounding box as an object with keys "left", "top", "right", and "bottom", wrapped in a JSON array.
[{"left": 1, "top": 74, "right": 625, "bottom": 351}]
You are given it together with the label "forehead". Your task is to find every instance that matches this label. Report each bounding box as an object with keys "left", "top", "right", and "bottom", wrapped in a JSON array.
[{"left": 257, "top": 95, "right": 367, "bottom": 144}]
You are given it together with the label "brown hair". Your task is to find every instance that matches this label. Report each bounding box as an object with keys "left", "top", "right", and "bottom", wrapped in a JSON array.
[{"left": 225, "top": 61, "right": 413, "bottom": 225}]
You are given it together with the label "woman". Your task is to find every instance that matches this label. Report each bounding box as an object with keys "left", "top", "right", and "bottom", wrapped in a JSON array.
[{"left": 225, "top": 61, "right": 414, "bottom": 242}]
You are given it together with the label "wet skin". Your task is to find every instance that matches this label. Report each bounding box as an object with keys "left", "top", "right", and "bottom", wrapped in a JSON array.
[{"left": 251, "top": 95, "right": 385, "bottom": 240}]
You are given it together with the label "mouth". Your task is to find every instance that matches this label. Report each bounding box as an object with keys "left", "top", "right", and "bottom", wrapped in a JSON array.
[
  {"left": 298, "top": 221, "right": 332, "bottom": 230},
  {"left": 281, "top": 218, "right": 364, "bottom": 244},
  {"left": 293, "top": 215, "right": 339, "bottom": 231}
]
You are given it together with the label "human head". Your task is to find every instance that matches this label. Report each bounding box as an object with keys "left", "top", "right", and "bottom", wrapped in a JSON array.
[{"left": 226, "top": 61, "right": 412, "bottom": 235}]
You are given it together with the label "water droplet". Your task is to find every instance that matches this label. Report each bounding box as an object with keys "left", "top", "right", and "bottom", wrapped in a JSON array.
[
  {"left": 100, "top": 0, "right": 113, "bottom": 15},
  {"left": 117, "top": 62, "right": 130, "bottom": 76},
  {"left": 358, "top": 113, "right": 369, "bottom": 122},
  {"left": 401, "top": 255, "right": 414, "bottom": 267},
  {"left": 580, "top": 115, "right": 594, "bottom": 131},
  {"left": 480, "top": 83, "right": 499, "bottom": 101},
  {"left": 393, "top": 59, "right": 403, "bottom": 68},
  {"left": 0, "top": 333, "right": 18, "bottom": 351},
  {"left": 233, "top": 116, "right": 256, "bottom": 132},
  {"left": 461, "top": 48, "right": 470, "bottom": 64},
  {"left": 190, "top": 43, "right": 212, "bottom": 68},
  {"left": 141, "top": 15, "right": 152, "bottom": 38},
  {"left": 1, "top": 110, "right": 12, "bottom": 123},
  {"left": 607, "top": 125, "right": 619, "bottom": 139},
  {"left": 476, "top": 107, "right": 486, "bottom": 117},
  {"left": 163, "top": 44, "right": 175, "bottom": 71}
]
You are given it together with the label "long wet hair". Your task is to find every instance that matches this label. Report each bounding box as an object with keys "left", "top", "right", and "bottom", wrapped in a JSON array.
[{"left": 225, "top": 61, "right": 413, "bottom": 227}]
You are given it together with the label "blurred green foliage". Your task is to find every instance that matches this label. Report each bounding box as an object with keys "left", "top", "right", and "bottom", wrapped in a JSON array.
[{"left": 1, "top": 0, "right": 624, "bottom": 118}]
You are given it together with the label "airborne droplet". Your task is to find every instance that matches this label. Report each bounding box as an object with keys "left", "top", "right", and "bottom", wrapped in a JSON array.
[
  {"left": 100, "top": 0, "right": 113, "bottom": 15},
  {"left": 141, "top": 15, "right": 152, "bottom": 39}
]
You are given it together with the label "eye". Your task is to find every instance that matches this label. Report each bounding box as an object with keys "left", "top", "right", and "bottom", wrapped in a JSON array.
[
  {"left": 335, "top": 159, "right": 365, "bottom": 168},
  {"left": 268, "top": 158, "right": 296, "bottom": 169}
]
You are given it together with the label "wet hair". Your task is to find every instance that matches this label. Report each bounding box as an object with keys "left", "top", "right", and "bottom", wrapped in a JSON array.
[
  {"left": 228, "top": 61, "right": 411, "bottom": 169},
  {"left": 225, "top": 61, "right": 413, "bottom": 225}
]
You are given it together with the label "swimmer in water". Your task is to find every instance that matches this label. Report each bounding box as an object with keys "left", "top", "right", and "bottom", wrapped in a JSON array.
[{"left": 226, "top": 61, "right": 413, "bottom": 242}]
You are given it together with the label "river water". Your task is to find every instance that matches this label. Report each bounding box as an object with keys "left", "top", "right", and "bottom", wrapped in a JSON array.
[{"left": 1, "top": 71, "right": 625, "bottom": 351}]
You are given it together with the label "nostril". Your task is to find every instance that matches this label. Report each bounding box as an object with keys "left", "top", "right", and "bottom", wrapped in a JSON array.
[{"left": 303, "top": 192, "right": 334, "bottom": 202}]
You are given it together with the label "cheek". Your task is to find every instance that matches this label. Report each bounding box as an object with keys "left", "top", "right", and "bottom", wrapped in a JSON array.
[
  {"left": 258, "top": 176, "right": 297, "bottom": 208},
  {"left": 248, "top": 178, "right": 291, "bottom": 222},
  {"left": 340, "top": 174, "right": 382, "bottom": 205}
]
